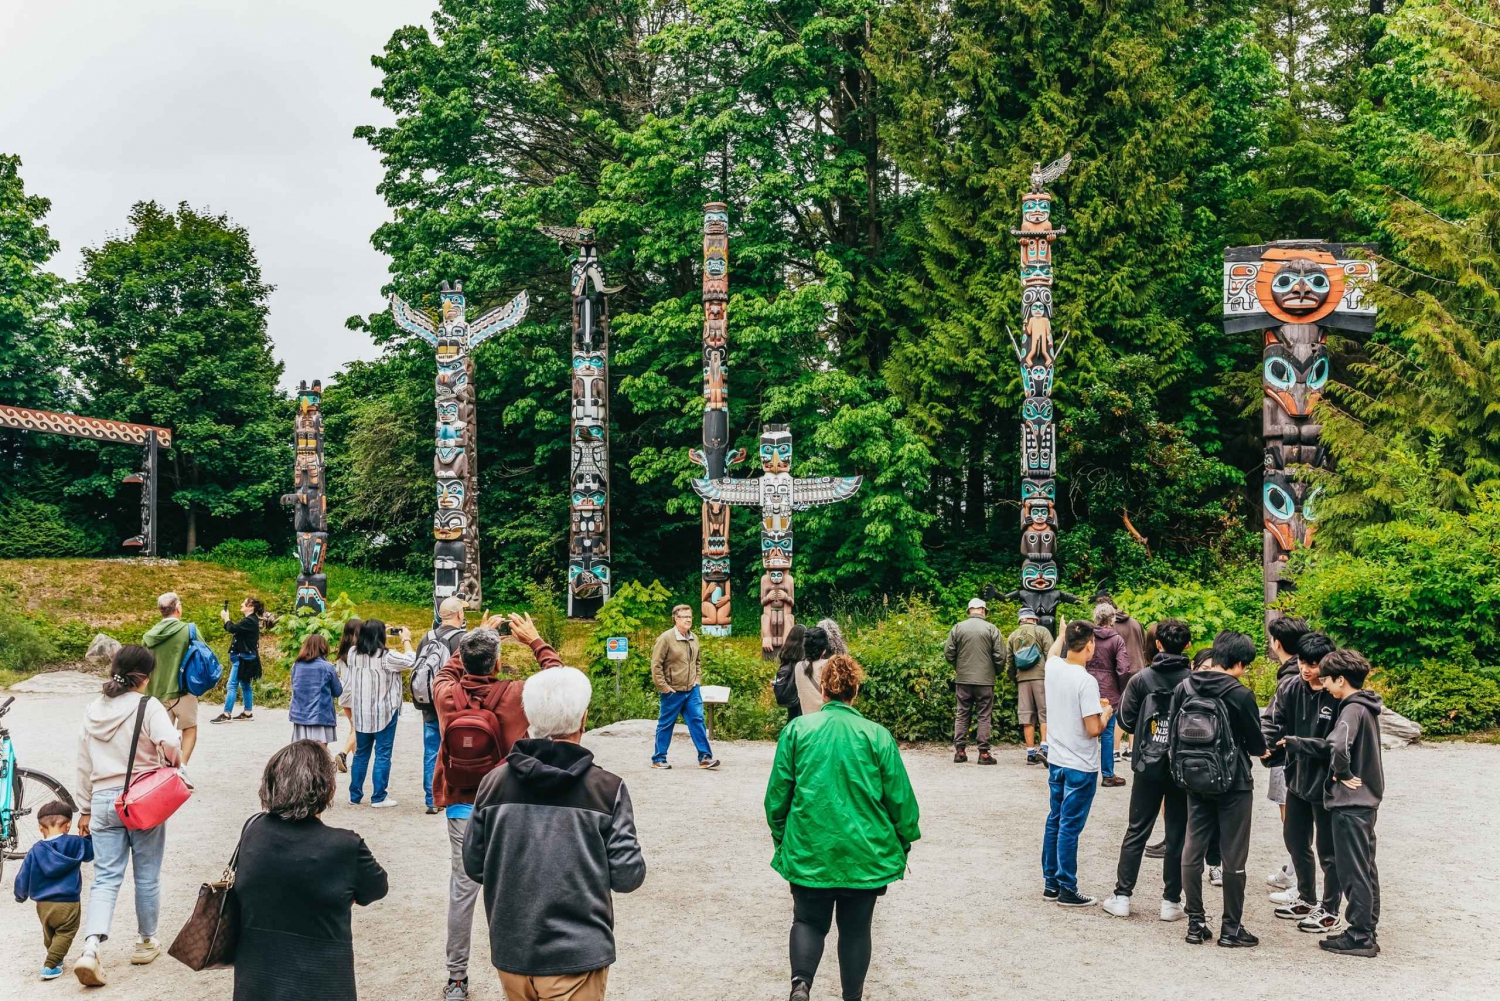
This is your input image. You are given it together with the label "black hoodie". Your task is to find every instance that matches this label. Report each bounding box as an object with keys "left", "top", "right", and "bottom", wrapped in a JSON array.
[
  {"left": 1168, "top": 671, "right": 1268, "bottom": 793},
  {"left": 1264, "top": 673, "right": 1339, "bottom": 801},
  {"left": 463, "top": 738, "right": 646, "bottom": 976},
  {"left": 1323, "top": 689, "right": 1385, "bottom": 810}
]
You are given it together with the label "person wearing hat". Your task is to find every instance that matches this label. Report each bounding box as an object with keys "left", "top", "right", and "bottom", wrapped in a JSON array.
[
  {"left": 944, "top": 598, "right": 1007, "bottom": 764},
  {"left": 1007, "top": 607, "right": 1055, "bottom": 765}
]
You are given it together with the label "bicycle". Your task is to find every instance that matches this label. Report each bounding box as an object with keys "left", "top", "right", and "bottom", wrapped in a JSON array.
[{"left": 1, "top": 695, "right": 76, "bottom": 885}]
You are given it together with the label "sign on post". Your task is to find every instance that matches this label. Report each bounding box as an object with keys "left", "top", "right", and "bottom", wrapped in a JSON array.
[{"left": 606, "top": 637, "right": 628, "bottom": 660}]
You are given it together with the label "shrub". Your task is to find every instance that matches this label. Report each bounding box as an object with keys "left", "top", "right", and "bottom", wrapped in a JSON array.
[
  {"left": 1115, "top": 572, "right": 1264, "bottom": 653},
  {"left": 0, "top": 498, "right": 101, "bottom": 559},
  {"left": 524, "top": 580, "right": 566, "bottom": 650},
  {"left": 0, "top": 610, "right": 57, "bottom": 674},
  {"left": 701, "top": 641, "right": 782, "bottom": 740},
  {"left": 271, "top": 594, "right": 359, "bottom": 659},
  {"left": 851, "top": 598, "right": 979, "bottom": 741},
  {"left": 1380, "top": 662, "right": 1500, "bottom": 736}
]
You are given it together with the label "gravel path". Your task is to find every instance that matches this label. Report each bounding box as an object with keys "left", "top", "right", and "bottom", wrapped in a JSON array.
[{"left": 1, "top": 688, "right": 1495, "bottom": 999}]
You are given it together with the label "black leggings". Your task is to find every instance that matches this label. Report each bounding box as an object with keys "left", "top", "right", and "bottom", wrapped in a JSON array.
[{"left": 789, "top": 884, "right": 880, "bottom": 1001}]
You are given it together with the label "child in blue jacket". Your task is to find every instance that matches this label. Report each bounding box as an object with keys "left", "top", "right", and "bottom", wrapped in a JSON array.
[{"left": 14, "top": 799, "right": 93, "bottom": 980}]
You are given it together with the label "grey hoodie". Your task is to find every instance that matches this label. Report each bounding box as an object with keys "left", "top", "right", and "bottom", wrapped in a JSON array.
[{"left": 76, "top": 692, "right": 181, "bottom": 811}]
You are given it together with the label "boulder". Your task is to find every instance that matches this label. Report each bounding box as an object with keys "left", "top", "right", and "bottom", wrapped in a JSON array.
[
  {"left": 8, "top": 670, "right": 107, "bottom": 695},
  {"left": 586, "top": 718, "right": 664, "bottom": 739},
  {"left": 85, "top": 633, "right": 122, "bottom": 666},
  {"left": 1379, "top": 706, "right": 1422, "bottom": 748}
]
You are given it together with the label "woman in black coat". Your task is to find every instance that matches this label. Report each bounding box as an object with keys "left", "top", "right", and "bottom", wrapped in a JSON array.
[{"left": 234, "top": 740, "right": 388, "bottom": 1001}]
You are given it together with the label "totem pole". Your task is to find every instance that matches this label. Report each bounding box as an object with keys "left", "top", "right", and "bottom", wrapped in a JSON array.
[
  {"left": 389, "top": 282, "right": 531, "bottom": 618},
  {"left": 1003, "top": 156, "right": 1080, "bottom": 631},
  {"left": 693, "top": 425, "right": 862, "bottom": 657},
  {"left": 1222, "top": 241, "right": 1377, "bottom": 617},
  {"left": 540, "top": 226, "right": 613, "bottom": 618},
  {"left": 688, "top": 203, "right": 747, "bottom": 636},
  {"left": 280, "top": 381, "right": 327, "bottom": 612}
]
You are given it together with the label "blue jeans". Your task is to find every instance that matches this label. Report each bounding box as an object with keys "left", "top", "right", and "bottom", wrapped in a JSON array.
[
  {"left": 1042, "top": 765, "right": 1099, "bottom": 893},
  {"left": 653, "top": 686, "right": 713, "bottom": 763},
  {"left": 423, "top": 718, "right": 441, "bottom": 809},
  {"left": 350, "top": 711, "right": 399, "bottom": 804},
  {"left": 224, "top": 654, "right": 255, "bottom": 714},
  {"left": 1100, "top": 717, "right": 1115, "bottom": 778},
  {"left": 84, "top": 787, "right": 167, "bottom": 941}
]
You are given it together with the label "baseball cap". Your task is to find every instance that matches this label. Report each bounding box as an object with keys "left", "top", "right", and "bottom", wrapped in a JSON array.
[{"left": 968, "top": 597, "right": 987, "bottom": 610}]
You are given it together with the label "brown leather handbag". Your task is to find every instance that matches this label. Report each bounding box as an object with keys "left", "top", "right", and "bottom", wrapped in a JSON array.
[{"left": 168, "top": 814, "right": 258, "bottom": 970}]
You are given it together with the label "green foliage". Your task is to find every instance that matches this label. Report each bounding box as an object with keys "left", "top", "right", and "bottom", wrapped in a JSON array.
[
  {"left": 1381, "top": 662, "right": 1500, "bottom": 736},
  {"left": 0, "top": 610, "right": 56, "bottom": 675},
  {"left": 0, "top": 498, "right": 101, "bottom": 559},
  {"left": 271, "top": 594, "right": 359, "bottom": 660},
  {"left": 700, "top": 641, "right": 782, "bottom": 740},
  {"left": 1116, "top": 570, "right": 1265, "bottom": 653},
  {"left": 587, "top": 579, "right": 673, "bottom": 674},
  {"left": 0, "top": 153, "right": 66, "bottom": 413},
  {"left": 849, "top": 598, "right": 971, "bottom": 742},
  {"left": 523, "top": 580, "right": 566, "bottom": 651}
]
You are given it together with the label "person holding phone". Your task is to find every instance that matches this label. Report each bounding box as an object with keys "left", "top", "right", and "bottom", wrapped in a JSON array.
[
  {"left": 211, "top": 596, "right": 264, "bottom": 724},
  {"left": 338, "top": 619, "right": 415, "bottom": 808}
]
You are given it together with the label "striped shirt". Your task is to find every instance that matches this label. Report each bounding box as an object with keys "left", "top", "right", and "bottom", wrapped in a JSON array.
[{"left": 338, "top": 649, "right": 416, "bottom": 733}]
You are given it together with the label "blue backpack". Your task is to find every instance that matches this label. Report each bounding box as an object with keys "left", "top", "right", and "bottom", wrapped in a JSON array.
[{"left": 179, "top": 623, "right": 224, "bottom": 697}]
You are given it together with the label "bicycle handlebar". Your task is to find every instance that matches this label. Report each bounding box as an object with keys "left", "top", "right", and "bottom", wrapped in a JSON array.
[{"left": 0, "top": 696, "right": 14, "bottom": 716}]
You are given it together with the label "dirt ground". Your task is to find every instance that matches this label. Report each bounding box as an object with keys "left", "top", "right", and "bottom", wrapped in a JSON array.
[{"left": 2, "top": 687, "right": 1495, "bottom": 1000}]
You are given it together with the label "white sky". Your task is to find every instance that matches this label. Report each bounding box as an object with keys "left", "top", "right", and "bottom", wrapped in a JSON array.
[{"left": 0, "top": 0, "right": 437, "bottom": 391}]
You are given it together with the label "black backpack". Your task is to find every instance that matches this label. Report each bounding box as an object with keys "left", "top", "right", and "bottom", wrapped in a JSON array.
[
  {"left": 1170, "top": 691, "right": 1240, "bottom": 795},
  {"left": 1132, "top": 688, "right": 1174, "bottom": 780}
]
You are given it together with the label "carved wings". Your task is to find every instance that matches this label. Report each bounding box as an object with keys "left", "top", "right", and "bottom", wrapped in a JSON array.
[
  {"left": 468, "top": 290, "right": 531, "bottom": 348},
  {"left": 791, "top": 476, "right": 863, "bottom": 510},
  {"left": 691, "top": 477, "right": 764, "bottom": 506},
  {"left": 388, "top": 293, "right": 437, "bottom": 346},
  {"left": 1030, "top": 153, "right": 1071, "bottom": 191}
]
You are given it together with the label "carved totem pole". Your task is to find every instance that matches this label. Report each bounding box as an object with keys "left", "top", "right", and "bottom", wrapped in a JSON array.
[
  {"left": 1222, "top": 241, "right": 1377, "bottom": 615},
  {"left": 1004, "top": 156, "right": 1080, "bottom": 631},
  {"left": 688, "top": 203, "right": 747, "bottom": 636},
  {"left": 389, "top": 282, "right": 531, "bottom": 618},
  {"left": 693, "top": 426, "right": 862, "bottom": 657},
  {"left": 540, "top": 226, "right": 613, "bottom": 618},
  {"left": 280, "top": 381, "right": 327, "bottom": 612}
]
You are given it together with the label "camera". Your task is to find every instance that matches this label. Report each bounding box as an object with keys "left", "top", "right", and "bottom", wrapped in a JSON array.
[{"left": 387, "top": 625, "right": 404, "bottom": 637}]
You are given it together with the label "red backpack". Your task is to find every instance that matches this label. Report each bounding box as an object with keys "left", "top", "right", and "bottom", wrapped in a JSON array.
[{"left": 441, "top": 683, "right": 509, "bottom": 794}]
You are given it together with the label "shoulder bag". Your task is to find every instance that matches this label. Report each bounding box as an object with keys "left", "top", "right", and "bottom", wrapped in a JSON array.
[
  {"left": 169, "top": 814, "right": 259, "bottom": 970},
  {"left": 114, "top": 696, "right": 193, "bottom": 831}
]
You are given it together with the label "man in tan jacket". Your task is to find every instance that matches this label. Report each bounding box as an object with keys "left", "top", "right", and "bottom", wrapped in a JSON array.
[{"left": 650, "top": 605, "right": 719, "bottom": 770}]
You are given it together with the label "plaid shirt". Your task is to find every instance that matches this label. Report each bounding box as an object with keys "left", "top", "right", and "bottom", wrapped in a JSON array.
[{"left": 338, "top": 649, "right": 416, "bottom": 733}]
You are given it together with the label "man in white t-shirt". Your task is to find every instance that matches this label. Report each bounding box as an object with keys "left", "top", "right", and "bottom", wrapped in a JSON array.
[{"left": 1041, "top": 620, "right": 1113, "bottom": 907}]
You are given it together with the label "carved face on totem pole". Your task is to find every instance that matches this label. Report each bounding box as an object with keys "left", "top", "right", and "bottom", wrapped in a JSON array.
[
  {"left": 759, "top": 425, "right": 792, "bottom": 475},
  {"left": 1263, "top": 339, "right": 1329, "bottom": 418},
  {"left": 1021, "top": 396, "right": 1056, "bottom": 477},
  {"left": 1263, "top": 471, "right": 1320, "bottom": 552},
  {"left": 436, "top": 478, "right": 465, "bottom": 510},
  {"left": 297, "top": 380, "right": 322, "bottom": 413},
  {"left": 1020, "top": 192, "right": 1053, "bottom": 233},
  {"left": 1267, "top": 259, "right": 1332, "bottom": 316},
  {"left": 436, "top": 359, "right": 469, "bottom": 397},
  {"left": 434, "top": 508, "right": 465, "bottom": 541},
  {"left": 297, "top": 532, "right": 326, "bottom": 575}
]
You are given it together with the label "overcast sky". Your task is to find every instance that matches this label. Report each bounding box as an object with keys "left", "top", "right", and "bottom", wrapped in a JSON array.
[{"left": 0, "top": 0, "right": 436, "bottom": 391}]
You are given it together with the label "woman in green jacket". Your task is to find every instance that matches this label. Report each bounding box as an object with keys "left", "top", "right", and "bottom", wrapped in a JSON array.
[{"left": 764, "top": 653, "right": 921, "bottom": 1001}]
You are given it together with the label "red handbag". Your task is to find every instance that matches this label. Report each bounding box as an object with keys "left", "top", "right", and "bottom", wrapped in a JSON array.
[{"left": 114, "top": 696, "right": 192, "bottom": 830}]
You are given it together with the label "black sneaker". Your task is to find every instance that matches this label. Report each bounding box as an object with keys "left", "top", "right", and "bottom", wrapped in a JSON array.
[
  {"left": 953, "top": 748, "right": 968, "bottom": 763},
  {"left": 1043, "top": 885, "right": 1060, "bottom": 900},
  {"left": 789, "top": 980, "right": 811, "bottom": 1001},
  {"left": 1026, "top": 751, "right": 1040, "bottom": 765},
  {"left": 425, "top": 806, "right": 439, "bottom": 815},
  {"left": 1185, "top": 921, "right": 1211, "bottom": 944},
  {"left": 977, "top": 751, "right": 998, "bottom": 765},
  {"left": 1036, "top": 746, "right": 1049, "bottom": 765},
  {"left": 1144, "top": 840, "right": 1167, "bottom": 859},
  {"left": 1320, "top": 935, "right": 1378, "bottom": 958},
  {"left": 1056, "top": 888, "right": 1097, "bottom": 908},
  {"left": 1218, "top": 928, "right": 1260, "bottom": 948}
]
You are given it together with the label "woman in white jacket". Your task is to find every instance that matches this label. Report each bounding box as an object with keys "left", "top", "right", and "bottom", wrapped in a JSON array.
[{"left": 73, "top": 645, "right": 182, "bottom": 987}]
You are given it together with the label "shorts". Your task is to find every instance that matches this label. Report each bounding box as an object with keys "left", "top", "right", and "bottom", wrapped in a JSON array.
[
  {"left": 163, "top": 693, "right": 199, "bottom": 730},
  {"left": 1267, "top": 764, "right": 1287, "bottom": 805},
  {"left": 1016, "top": 679, "right": 1047, "bottom": 725}
]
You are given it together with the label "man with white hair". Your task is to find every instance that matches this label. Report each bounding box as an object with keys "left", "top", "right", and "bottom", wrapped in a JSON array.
[
  {"left": 141, "top": 591, "right": 199, "bottom": 763},
  {"left": 463, "top": 664, "right": 646, "bottom": 1001}
]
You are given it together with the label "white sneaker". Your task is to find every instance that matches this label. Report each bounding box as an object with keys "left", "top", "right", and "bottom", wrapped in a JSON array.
[
  {"left": 1102, "top": 893, "right": 1131, "bottom": 918},
  {"left": 131, "top": 936, "right": 161, "bottom": 965},
  {"left": 1209, "top": 865, "right": 1224, "bottom": 887},
  {"left": 1160, "top": 899, "right": 1186, "bottom": 922},
  {"left": 369, "top": 798, "right": 399, "bottom": 809},
  {"left": 74, "top": 949, "right": 106, "bottom": 986},
  {"left": 1267, "top": 864, "right": 1294, "bottom": 889},
  {"left": 1268, "top": 885, "right": 1302, "bottom": 905}
]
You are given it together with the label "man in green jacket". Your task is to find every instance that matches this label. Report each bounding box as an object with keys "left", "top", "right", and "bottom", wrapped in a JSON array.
[
  {"left": 944, "top": 598, "right": 1006, "bottom": 764},
  {"left": 1007, "top": 608, "right": 1056, "bottom": 765},
  {"left": 141, "top": 591, "right": 199, "bottom": 763},
  {"left": 649, "top": 605, "right": 719, "bottom": 770}
]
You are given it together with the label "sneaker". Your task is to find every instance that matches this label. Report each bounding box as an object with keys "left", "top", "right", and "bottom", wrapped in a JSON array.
[
  {"left": 1298, "top": 907, "right": 1342, "bottom": 934},
  {"left": 1184, "top": 921, "right": 1211, "bottom": 945},
  {"left": 1036, "top": 744, "right": 1049, "bottom": 765},
  {"left": 234, "top": 711, "right": 254, "bottom": 721},
  {"left": 953, "top": 748, "right": 968, "bottom": 763},
  {"left": 1056, "top": 888, "right": 1097, "bottom": 908},
  {"left": 790, "top": 980, "right": 811, "bottom": 1001},
  {"left": 445, "top": 978, "right": 470, "bottom": 1001},
  {"left": 651, "top": 761, "right": 672, "bottom": 769},
  {"left": 1209, "top": 865, "right": 1224, "bottom": 887},
  {"left": 426, "top": 806, "right": 439, "bottom": 815},
  {"left": 1042, "top": 885, "right": 1060, "bottom": 900},
  {"left": 1319, "top": 934, "right": 1378, "bottom": 958},
  {"left": 977, "top": 751, "right": 997, "bottom": 766},
  {"left": 1102, "top": 893, "right": 1131, "bottom": 918},
  {"left": 370, "top": 798, "right": 399, "bottom": 809},
  {"left": 131, "top": 937, "right": 161, "bottom": 965},
  {"left": 74, "top": 949, "right": 105, "bottom": 986},
  {"left": 1101, "top": 775, "right": 1127, "bottom": 787},
  {"left": 698, "top": 758, "right": 721, "bottom": 770},
  {"left": 1267, "top": 864, "right": 1294, "bottom": 889},
  {"left": 1268, "top": 885, "right": 1302, "bottom": 906},
  {"left": 1274, "top": 899, "right": 1316, "bottom": 920},
  {"left": 1026, "top": 750, "right": 1039, "bottom": 765},
  {"left": 335, "top": 751, "right": 348, "bottom": 773},
  {"left": 41, "top": 965, "right": 63, "bottom": 980},
  {"left": 1160, "top": 899, "right": 1186, "bottom": 922},
  {"left": 1218, "top": 927, "right": 1260, "bottom": 949},
  {"left": 1144, "top": 839, "right": 1168, "bottom": 859},
  {"left": 210, "top": 713, "right": 233, "bottom": 724}
]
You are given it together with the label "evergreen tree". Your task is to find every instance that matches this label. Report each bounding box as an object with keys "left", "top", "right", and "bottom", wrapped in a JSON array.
[{"left": 0, "top": 154, "right": 66, "bottom": 413}]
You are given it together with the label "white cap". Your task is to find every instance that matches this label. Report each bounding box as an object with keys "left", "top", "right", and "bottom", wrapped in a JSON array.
[{"left": 968, "top": 597, "right": 987, "bottom": 611}]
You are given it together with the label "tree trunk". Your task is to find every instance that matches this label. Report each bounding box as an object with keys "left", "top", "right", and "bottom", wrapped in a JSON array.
[
  {"left": 186, "top": 461, "right": 199, "bottom": 554},
  {"left": 964, "top": 427, "right": 986, "bottom": 532}
]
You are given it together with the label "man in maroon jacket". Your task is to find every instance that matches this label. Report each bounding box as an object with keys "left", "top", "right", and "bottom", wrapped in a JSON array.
[{"left": 433, "top": 612, "right": 562, "bottom": 1001}]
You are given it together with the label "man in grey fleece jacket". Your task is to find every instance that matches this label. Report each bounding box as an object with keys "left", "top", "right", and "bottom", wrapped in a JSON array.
[{"left": 463, "top": 666, "right": 645, "bottom": 1000}]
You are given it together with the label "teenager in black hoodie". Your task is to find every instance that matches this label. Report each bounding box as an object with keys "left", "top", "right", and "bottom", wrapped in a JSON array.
[
  {"left": 1102, "top": 619, "right": 1194, "bottom": 921},
  {"left": 1265, "top": 631, "right": 1341, "bottom": 932},
  {"left": 1170, "top": 631, "right": 1268, "bottom": 948},
  {"left": 1260, "top": 616, "right": 1310, "bottom": 895},
  {"left": 1286, "top": 650, "right": 1384, "bottom": 958}
]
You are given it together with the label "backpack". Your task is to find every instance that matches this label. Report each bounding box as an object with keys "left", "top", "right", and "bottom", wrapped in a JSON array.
[
  {"left": 1132, "top": 687, "right": 1174, "bottom": 780},
  {"left": 1170, "top": 690, "right": 1240, "bottom": 795},
  {"left": 440, "top": 682, "right": 509, "bottom": 794},
  {"left": 772, "top": 658, "right": 801, "bottom": 709},
  {"left": 411, "top": 625, "right": 464, "bottom": 711},
  {"left": 1012, "top": 642, "right": 1043, "bottom": 671},
  {"left": 179, "top": 623, "right": 224, "bottom": 697}
]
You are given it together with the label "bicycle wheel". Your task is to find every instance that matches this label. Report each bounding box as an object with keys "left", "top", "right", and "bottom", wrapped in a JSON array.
[{"left": 3, "top": 767, "right": 75, "bottom": 860}]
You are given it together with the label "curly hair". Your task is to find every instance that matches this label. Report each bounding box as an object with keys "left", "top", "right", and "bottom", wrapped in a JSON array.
[{"left": 819, "top": 653, "right": 866, "bottom": 702}]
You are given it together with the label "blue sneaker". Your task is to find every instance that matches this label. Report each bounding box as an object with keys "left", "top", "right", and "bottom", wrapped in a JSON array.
[{"left": 41, "top": 965, "right": 63, "bottom": 980}]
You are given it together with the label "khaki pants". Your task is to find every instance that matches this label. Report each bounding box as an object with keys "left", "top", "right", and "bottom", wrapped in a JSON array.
[
  {"left": 499, "top": 967, "right": 608, "bottom": 1001},
  {"left": 37, "top": 900, "right": 80, "bottom": 968}
]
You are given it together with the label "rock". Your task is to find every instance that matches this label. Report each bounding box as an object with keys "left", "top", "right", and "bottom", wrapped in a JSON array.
[
  {"left": 85, "top": 633, "right": 122, "bottom": 666},
  {"left": 8, "top": 670, "right": 106, "bottom": 695},
  {"left": 1380, "top": 706, "right": 1422, "bottom": 748},
  {"left": 587, "top": 718, "right": 664, "bottom": 738}
]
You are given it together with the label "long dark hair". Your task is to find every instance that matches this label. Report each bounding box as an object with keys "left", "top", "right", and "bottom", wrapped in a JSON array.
[
  {"left": 337, "top": 617, "right": 362, "bottom": 664},
  {"left": 103, "top": 645, "right": 157, "bottom": 698},
  {"left": 802, "top": 626, "right": 830, "bottom": 680},
  {"left": 356, "top": 618, "right": 388, "bottom": 657},
  {"left": 779, "top": 624, "right": 808, "bottom": 669}
]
